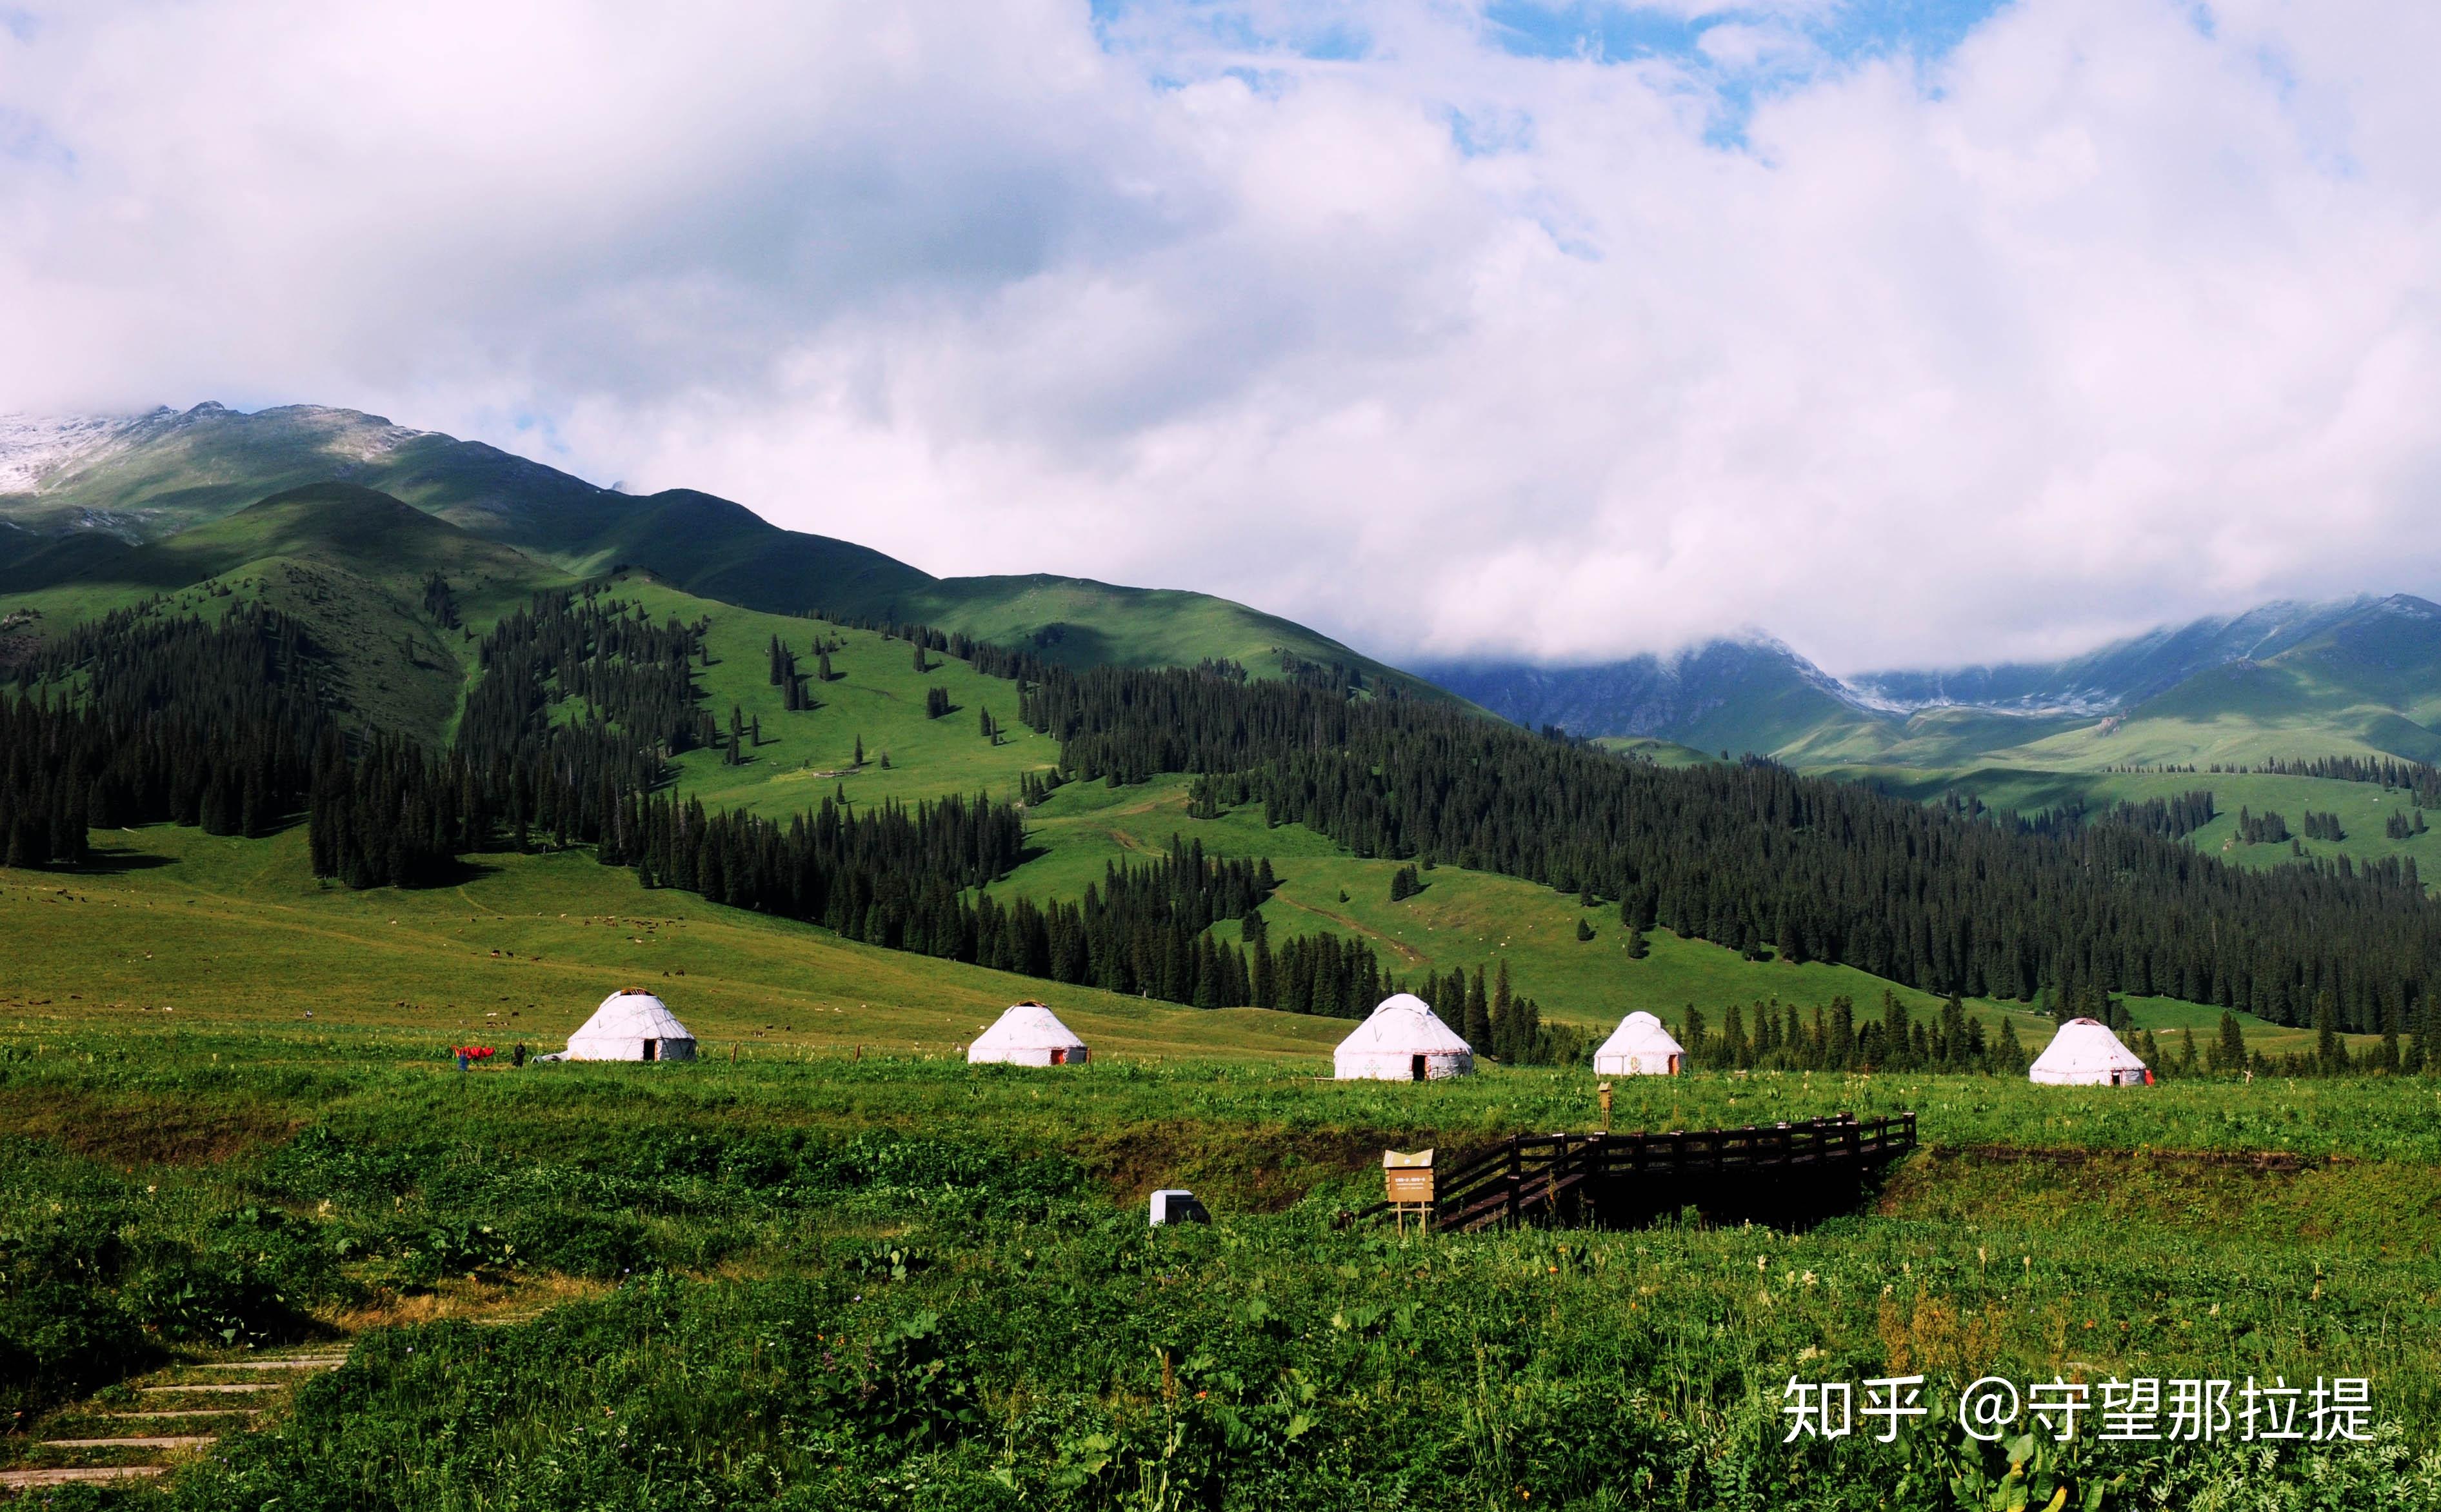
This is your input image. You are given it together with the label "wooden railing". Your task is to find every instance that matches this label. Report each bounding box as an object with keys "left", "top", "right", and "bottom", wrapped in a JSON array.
[{"left": 1341, "top": 1111, "right": 1916, "bottom": 1232}]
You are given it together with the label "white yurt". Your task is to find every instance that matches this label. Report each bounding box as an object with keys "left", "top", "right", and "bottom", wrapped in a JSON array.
[
  {"left": 1333, "top": 993, "right": 1475, "bottom": 1081},
  {"left": 1594, "top": 1011, "right": 1685, "bottom": 1077},
  {"left": 563, "top": 988, "right": 698, "bottom": 1062},
  {"left": 2028, "top": 1017, "right": 2151, "bottom": 1086},
  {"left": 968, "top": 1002, "right": 1090, "bottom": 1066}
]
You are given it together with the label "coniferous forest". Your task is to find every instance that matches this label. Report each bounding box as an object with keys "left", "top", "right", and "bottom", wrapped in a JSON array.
[
  {"left": 15, "top": 592, "right": 2441, "bottom": 1046},
  {"left": 1021, "top": 661, "right": 2441, "bottom": 1035},
  {"left": 1, "top": 606, "right": 322, "bottom": 867}
]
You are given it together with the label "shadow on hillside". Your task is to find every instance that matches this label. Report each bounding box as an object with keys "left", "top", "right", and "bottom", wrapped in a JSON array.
[
  {"left": 66, "top": 845, "right": 181, "bottom": 874},
  {"left": 406, "top": 856, "right": 508, "bottom": 888}
]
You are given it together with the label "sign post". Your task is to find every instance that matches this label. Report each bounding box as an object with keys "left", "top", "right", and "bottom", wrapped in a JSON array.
[{"left": 1384, "top": 1148, "right": 1436, "bottom": 1234}]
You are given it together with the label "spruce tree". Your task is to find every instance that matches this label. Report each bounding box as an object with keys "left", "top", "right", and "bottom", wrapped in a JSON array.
[
  {"left": 1463, "top": 966, "right": 1490, "bottom": 1049},
  {"left": 1489, "top": 959, "right": 1514, "bottom": 1059},
  {"left": 1995, "top": 1019, "right": 2025, "bottom": 1074}
]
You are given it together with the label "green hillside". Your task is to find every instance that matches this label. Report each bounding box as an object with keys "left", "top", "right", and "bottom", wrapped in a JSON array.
[
  {"left": 1834, "top": 762, "right": 2441, "bottom": 882},
  {"left": 0, "top": 484, "right": 572, "bottom": 739},
  {"left": 1, "top": 406, "right": 1442, "bottom": 697},
  {"left": 0, "top": 470, "right": 2397, "bottom": 1065},
  {"left": 0, "top": 806, "right": 2338, "bottom": 1069},
  {"left": 1591, "top": 736, "right": 1719, "bottom": 766},
  {"left": 2, "top": 541, "right": 2333, "bottom": 1062},
  {"left": 487, "top": 583, "right": 2275, "bottom": 1054},
  {"left": 0, "top": 825, "right": 1343, "bottom": 1062}
]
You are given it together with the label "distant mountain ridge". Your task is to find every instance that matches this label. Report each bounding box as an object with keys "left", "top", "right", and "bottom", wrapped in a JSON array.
[
  {"left": 1843, "top": 597, "right": 2379, "bottom": 716},
  {"left": 0, "top": 402, "right": 1444, "bottom": 697},
  {"left": 1419, "top": 636, "right": 1879, "bottom": 759},
  {"left": 1431, "top": 595, "right": 2441, "bottom": 769}
]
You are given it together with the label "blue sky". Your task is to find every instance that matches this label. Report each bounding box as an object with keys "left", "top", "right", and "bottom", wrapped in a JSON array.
[
  {"left": 1484, "top": 0, "right": 2013, "bottom": 67},
  {"left": 1095, "top": 1, "right": 2020, "bottom": 142}
]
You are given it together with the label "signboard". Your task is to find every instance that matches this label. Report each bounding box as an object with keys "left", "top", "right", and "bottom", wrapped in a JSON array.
[{"left": 1384, "top": 1148, "right": 1435, "bottom": 1204}]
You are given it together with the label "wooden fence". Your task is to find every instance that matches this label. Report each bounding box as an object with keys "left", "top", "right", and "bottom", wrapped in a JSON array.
[{"left": 1342, "top": 1111, "right": 1917, "bottom": 1233}]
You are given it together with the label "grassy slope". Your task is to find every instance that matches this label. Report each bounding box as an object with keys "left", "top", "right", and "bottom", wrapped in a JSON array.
[
  {"left": 4, "top": 558, "right": 2344, "bottom": 1060},
  {"left": 0, "top": 484, "right": 574, "bottom": 741},
  {"left": 0, "top": 488, "right": 2369, "bottom": 1062},
  {"left": 563, "top": 577, "right": 1060, "bottom": 812},
  {"left": 1590, "top": 737, "right": 1720, "bottom": 766},
  {"left": 1831, "top": 764, "right": 2441, "bottom": 880},
  {"left": 1006, "top": 774, "right": 2341, "bottom": 1056},
  {"left": 0, "top": 825, "right": 1342, "bottom": 1062},
  {"left": 891, "top": 574, "right": 1453, "bottom": 698}
]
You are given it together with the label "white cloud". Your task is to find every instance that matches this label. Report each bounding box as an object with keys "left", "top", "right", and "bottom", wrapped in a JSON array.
[{"left": 3, "top": 0, "right": 2438, "bottom": 673}]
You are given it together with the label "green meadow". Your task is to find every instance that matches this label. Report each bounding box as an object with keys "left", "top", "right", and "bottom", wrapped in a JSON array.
[
  {"left": 4, "top": 1028, "right": 2439, "bottom": 1508},
  {"left": 0, "top": 827, "right": 1340, "bottom": 1064}
]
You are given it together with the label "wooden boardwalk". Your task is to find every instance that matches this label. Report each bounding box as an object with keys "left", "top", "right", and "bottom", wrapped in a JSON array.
[{"left": 1346, "top": 1111, "right": 1917, "bottom": 1233}]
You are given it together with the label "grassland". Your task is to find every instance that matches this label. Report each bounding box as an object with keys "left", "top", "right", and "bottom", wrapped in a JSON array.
[
  {"left": 3, "top": 1026, "right": 2438, "bottom": 1508},
  {"left": 0, "top": 825, "right": 1342, "bottom": 1064},
  {"left": 1, "top": 561, "right": 2435, "bottom": 1507},
  {"left": 3, "top": 538, "right": 2367, "bottom": 1068}
]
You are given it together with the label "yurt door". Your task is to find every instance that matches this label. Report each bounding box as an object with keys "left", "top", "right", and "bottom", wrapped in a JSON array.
[
  {"left": 1051, "top": 1048, "right": 1068, "bottom": 1066},
  {"left": 643, "top": 1040, "right": 658, "bottom": 1062},
  {"left": 1410, "top": 1055, "right": 1426, "bottom": 1082}
]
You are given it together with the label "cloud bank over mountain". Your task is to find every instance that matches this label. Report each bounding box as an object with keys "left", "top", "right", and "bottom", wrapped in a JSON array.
[{"left": 3, "top": 1, "right": 2438, "bottom": 672}]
